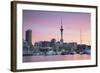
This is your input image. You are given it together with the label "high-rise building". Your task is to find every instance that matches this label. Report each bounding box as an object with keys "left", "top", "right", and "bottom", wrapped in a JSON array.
[
  {"left": 50, "top": 38, "right": 56, "bottom": 47},
  {"left": 60, "top": 18, "right": 64, "bottom": 43},
  {"left": 26, "top": 29, "right": 32, "bottom": 45}
]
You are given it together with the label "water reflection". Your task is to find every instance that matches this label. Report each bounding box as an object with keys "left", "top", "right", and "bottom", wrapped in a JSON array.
[{"left": 23, "top": 54, "right": 90, "bottom": 62}]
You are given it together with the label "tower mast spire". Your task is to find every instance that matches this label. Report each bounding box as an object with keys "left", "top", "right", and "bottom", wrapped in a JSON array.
[{"left": 80, "top": 28, "right": 82, "bottom": 44}]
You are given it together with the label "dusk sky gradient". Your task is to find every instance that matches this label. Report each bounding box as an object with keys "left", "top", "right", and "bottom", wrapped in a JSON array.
[{"left": 23, "top": 10, "right": 91, "bottom": 45}]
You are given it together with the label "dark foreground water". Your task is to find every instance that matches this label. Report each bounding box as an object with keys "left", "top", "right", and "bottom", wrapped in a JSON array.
[{"left": 23, "top": 54, "right": 91, "bottom": 62}]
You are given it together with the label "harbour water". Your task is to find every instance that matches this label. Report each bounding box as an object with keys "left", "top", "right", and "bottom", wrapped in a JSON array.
[{"left": 23, "top": 54, "right": 90, "bottom": 62}]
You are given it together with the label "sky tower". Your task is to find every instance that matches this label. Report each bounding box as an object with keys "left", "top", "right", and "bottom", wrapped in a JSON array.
[{"left": 60, "top": 18, "right": 64, "bottom": 43}]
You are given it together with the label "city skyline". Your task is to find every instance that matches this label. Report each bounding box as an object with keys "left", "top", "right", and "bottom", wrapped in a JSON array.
[{"left": 23, "top": 10, "right": 91, "bottom": 45}]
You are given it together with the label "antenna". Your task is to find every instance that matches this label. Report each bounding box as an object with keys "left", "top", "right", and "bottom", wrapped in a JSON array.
[
  {"left": 80, "top": 28, "right": 82, "bottom": 44},
  {"left": 61, "top": 17, "right": 62, "bottom": 25}
]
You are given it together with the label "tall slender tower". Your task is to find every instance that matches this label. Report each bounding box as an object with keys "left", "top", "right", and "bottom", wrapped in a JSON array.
[{"left": 60, "top": 18, "right": 64, "bottom": 43}]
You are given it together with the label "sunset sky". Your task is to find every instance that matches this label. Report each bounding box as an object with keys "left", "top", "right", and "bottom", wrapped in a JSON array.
[{"left": 23, "top": 10, "right": 91, "bottom": 45}]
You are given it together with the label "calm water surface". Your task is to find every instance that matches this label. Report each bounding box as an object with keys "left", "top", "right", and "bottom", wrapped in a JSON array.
[{"left": 23, "top": 54, "right": 90, "bottom": 62}]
